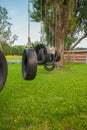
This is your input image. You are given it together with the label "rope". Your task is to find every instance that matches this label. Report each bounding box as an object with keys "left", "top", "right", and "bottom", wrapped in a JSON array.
[
  {"left": 52, "top": 4, "right": 55, "bottom": 47},
  {"left": 47, "top": 2, "right": 55, "bottom": 47},
  {"left": 28, "top": 0, "right": 31, "bottom": 46},
  {"left": 40, "top": 0, "right": 44, "bottom": 44}
]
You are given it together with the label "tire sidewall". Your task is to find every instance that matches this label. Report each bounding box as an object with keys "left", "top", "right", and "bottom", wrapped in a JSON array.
[
  {"left": 22, "top": 48, "right": 37, "bottom": 80},
  {"left": 0, "top": 50, "right": 8, "bottom": 91}
]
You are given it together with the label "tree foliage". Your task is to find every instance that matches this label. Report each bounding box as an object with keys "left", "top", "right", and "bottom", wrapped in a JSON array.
[
  {"left": 31, "top": 0, "right": 87, "bottom": 50},
  {"left": 2, "top": 43, "right": 26, "bottom": 55},
  {"left": 64, "top": 0, "right": 87, "bottom": 50},
  {"left": 0, "top": 6, "right": 18, "bottom": 49}
]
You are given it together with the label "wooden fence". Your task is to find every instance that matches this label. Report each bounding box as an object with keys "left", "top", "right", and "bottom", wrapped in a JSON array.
[{"left": 64, "top": 50, "right": 87, "bottom": 64}]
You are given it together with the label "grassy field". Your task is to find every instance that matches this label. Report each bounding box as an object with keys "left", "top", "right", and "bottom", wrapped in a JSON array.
[{"left": 0, "top": 63, "right": 87, "bottom": 130}]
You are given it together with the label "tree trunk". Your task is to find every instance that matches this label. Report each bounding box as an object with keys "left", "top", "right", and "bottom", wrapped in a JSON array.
[
  {"left": 55, "top": 37, "right": 65, "bottom": 67},
  {"left": 54, "top": 0, "right": 73, "bottom": 68},
  {"left": 54, "top": 1, "right": 65, "bottom": 67}
]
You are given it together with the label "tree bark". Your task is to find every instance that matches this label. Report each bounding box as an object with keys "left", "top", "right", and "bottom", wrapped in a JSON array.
[
  {"left": 54, "top": 0, "right": 73, "bottom": 67},
  {"left": 55, "top": 38, "right": 64, "bottom": 67},
  {"left": 63, "top": 0, "right": 72, "bottom": 39}
]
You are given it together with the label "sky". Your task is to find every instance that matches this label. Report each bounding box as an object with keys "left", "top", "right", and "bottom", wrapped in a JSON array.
[
  {"left": 0, "top": 0, "right": 87, "bottom": 47},
  {"left": 0, "top": 0, "right": 41, "bottom": 45}
]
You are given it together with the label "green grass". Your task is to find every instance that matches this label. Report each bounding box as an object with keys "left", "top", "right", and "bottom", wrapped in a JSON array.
[{"left": 0, "top": 63, "right": 87, "bottom": 130}]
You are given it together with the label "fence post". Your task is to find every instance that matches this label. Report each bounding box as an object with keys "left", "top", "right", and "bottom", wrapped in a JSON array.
[{"left": 86, "top": 54, "right": 87, "bottom": 64}]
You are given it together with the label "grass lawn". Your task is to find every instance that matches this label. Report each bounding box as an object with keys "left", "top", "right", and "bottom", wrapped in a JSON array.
[{"left": 0, "top": 63, "right": 87, "bottom": 130}]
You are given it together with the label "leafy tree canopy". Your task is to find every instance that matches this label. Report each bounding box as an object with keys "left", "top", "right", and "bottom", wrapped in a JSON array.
[
  {"left": 30, "top": 0, "right": 87, "bottom": 50},
  {"left": 0, "top": 6, "right": 18, "bottom": 49}
]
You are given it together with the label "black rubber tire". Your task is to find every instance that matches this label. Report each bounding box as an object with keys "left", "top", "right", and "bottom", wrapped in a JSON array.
[
  {"left": 0, "top": 50, "right": 8, "bottom": 91},
  {"left": 34, "top": 44, "right": 50, "bottom": 65},
  {"left": 44, "top": 63, "right": 55, "bottom": 71},
  {"left": 37, "top": 48, "right": 45, "bottom": 65},
  {"left": 22, "top": 48, "right": 37, "bottom": 80},
  {"left": 47, "top": 51, "right": 61, "bottom": 64},
  {"left": 47, "top": 53, "right": 55, "bottom": 65}
]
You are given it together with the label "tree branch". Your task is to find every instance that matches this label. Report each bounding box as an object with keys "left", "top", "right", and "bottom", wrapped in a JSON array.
[
  {"left": 63, "top": 0, "right": 72, "bottom": 39},
  {"left": 70, "top": 34, "right": 87, "bottom": 50}
]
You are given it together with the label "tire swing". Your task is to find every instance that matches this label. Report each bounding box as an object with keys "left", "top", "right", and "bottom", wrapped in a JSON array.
[
  {"left": 44, "top": 51, "right": 61, "bottom": 71},
  {"left": 0, "top": 50, "right": 8, "bottom": 91},
  {"left": 34, "top": 44, "right": 50, "bottom": 65},
  {"left": 22, "top": 0, "right": 37, "bottom": 80},
  {"left": 22, "top": 48, "right": 37, "bottom": 80},
  {"left": 44, "top": 62, "right": 55, "bottom": 71},
  {"left": 44, "top": 53, "right": 55, "bottom": 71}
]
